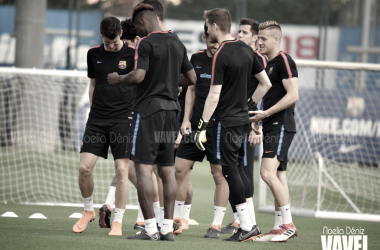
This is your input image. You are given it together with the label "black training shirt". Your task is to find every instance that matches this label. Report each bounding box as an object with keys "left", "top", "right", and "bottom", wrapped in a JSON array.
[
  {"left": 247, "top": 49, "right": 268, "bottom": 99},
  {"left": 211, "top": 39, "right": 263, "bottom": 127},
  {"left": 87, "top": 42, "right": 135, "bottom": 123},
  {"left": 134, "top": 31, "right": 193, "bottom": 118},
  {"left": 262, "top": 51, "right": 298, "bottom": 133},
  {"left": 189, "top": 50, "right": 214, "bottom": 127}
]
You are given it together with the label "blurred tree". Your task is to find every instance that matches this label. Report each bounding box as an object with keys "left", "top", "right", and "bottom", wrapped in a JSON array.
[{"left": 166, "top": 0, "right": 343, "bottom": 25}]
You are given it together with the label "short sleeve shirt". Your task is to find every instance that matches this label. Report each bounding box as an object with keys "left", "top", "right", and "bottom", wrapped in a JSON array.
[
  {"left": 188, "top": 50, "right": 214, "bottom": 127},
  {"left": 133, "top": 31, "right": 193, "bottom": 118},
  {"left": 248, "top": 49, "right": 268, "bottom": 99},
  {"left": 87, "top": 42, "right": 136, "bottom": 123},
  {"left": 211, "top": 39, "right": 263, "bottom": 127},
  {"left": 262, "top": 51, "right": 298, "bottom": 133}
]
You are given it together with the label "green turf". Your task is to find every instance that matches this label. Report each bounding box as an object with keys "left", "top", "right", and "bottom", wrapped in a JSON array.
[{"left": 1, "top": 160, "right": 379, "bottom": 250}]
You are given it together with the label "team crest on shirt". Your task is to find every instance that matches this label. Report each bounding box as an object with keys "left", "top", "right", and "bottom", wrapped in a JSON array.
[
  {"left": 268, "top": 67, "right": 273, "bottom": 75},
  {"left": 118, "top": 61, "right": 127, "bottom": 69}
]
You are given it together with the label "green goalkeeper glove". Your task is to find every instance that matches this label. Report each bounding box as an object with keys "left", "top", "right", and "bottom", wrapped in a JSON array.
[{"left": 194, "top": 118, "right": 208, "bottom": 151}]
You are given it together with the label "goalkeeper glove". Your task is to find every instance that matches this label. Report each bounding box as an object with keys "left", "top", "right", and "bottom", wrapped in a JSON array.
[
  {"left": 247, "top": 98, "right": 257, "bottom": 117},
  {"left": 194, "top": 118, "right": 208, "bottom": 151}
]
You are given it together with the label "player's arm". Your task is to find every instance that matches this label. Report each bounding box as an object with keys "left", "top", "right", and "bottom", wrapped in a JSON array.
[
  {"left": 181, "top": 85, "right": 195, "bottom": 135},
  {"left": 251, "top": 70, "right": 272, "bottom": 103},
  {"left": 250, "top": 77, "right": 298, "bottom": 122},
  {"left": 194, "top": 49, "right": 225, "bottom": 151},
  {"left": 89, "top": 79, "right": 95, "bottom": 106},
  {"left": 107, "top": 69, "right": 146, "bottom": 86},
  {"left": 202, "top": 85, "right": 221, "bottom": 121},
  {"left": 179, "top": 69, "right": 197, "bottom": 86}
]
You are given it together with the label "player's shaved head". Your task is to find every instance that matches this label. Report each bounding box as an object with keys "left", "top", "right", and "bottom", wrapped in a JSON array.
[
  {"left": 259, "top": 20, "right": 282, "bottom": 39},
  {"left": 132, "top": 3, "right": 156, "bottom": 24},
  {"left": 132, "top": 3, "right": 160, "bottom": 37},
  {"left": 141, "top": 0, "right": 164, "bottom": 22}
]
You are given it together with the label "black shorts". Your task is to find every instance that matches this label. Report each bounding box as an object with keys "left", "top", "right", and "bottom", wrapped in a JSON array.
[
  {"left": 129, "top": 110, "right": 178, "bottom": 166},
  {"left": 213, "top": 123, "right": 249, "bottom": 167},
  {"left": 176, "top": 124, "right": 218, "bottom": 164},
  {"left": 80, "top": 121, "right": 132, "bottom": 160},
  {"left": 262, "top": 126, "right": 295, "bottom": 171},
  {"left": 238, "top": 124, "right": 253, "bottom": 168}
]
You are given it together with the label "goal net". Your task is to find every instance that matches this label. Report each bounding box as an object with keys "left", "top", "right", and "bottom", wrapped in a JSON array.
[
  {"left": 258, "top": 60, "right": 380, "bottom": 222},
  {"left": 0, "top": 67, "right": 138, "bottom": 208}
]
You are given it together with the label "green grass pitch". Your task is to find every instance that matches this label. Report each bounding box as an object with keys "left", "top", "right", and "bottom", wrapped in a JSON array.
[{"left": 1, "top": 160, "right": 379, "bottom": 250}]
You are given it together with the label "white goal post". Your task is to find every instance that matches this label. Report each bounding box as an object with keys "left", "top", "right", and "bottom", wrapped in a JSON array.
[
  {"left": 257, "top": 59, "right": 380, "bottom": 222},
  {"left": 0, "top": 67, "right": 138, "bottom": 209}
]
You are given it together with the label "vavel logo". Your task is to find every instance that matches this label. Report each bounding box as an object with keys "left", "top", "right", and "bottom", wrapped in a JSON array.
[{"left": 321, "top": 227, "right": 367, "bottom": 250}]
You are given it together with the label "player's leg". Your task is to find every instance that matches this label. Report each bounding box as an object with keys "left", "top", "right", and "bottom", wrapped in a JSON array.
[
  {"left": 108, "top": 158, "right": 130, "bottom": 235},
  {"left": 260, "top": 129, "right": 297, "bottom": 242},
  {"left": 159, "top": 164, "right": 177, "bottom": 238},
  {"left": 221, "top": 192, "right": 240, "bottom": 234},
  {"left": 73, "top": 152, "right": 98, "bottom": 233},
  {"left": 152, "top": 170, "right": 161, "bottom": 228},
  {"left": 127, "top": 160, "right": 144, "bottom": 230},
  {"left": 99, "top": 175, "right": 116, "bottom": 228},
  {"left": 126, "top": 113, "right": 160, "bottom": 240},
  {"left": 173, "top": 156, "right": 194, "bottom": 235},
  {"left": 182, "top": 170, "right": 193, "bottom": 230},
  {"left": 219, "top": 124, "right": 260, "bottom": 242},
  {"left": 204, "top": 163, "right": 228, "bottom": 239},
  {"left": 153, "top": 164, "right": 163, "bottom": 228},
  {"left": 74, "top": 122, "right": 109, "bottom": 233}
]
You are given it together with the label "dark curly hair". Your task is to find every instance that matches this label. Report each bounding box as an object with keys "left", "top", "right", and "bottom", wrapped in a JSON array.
[
  {"left": 100, "top": 16, "right": 121, "bottom": 39},
  {"left": 120, "top": 18, "right": 137, "bottom": 41}
]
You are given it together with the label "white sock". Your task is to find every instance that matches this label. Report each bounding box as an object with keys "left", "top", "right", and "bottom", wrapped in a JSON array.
[
  {"left": 104, "top": 186, "right": 116, "bottom": 209},
  {"left": 160, "top": 219, "right": 173, "bottom": 234},
  {"left": 236, "top": 203, "right": 253, "bottom": 231},
  {"left": 153, "top": 201, "right": 160, "bottom": 222},
  {"left": 113, "top": 208, "right": 125, "bottom": 223},
  {"left": 182, "top": 204, "right": 191, "bottom": 220},
  {"left": 159, "top": 207, "right": 164, "bottom": 227},
  {"left": 279, "top": 204, "right": 292, "bottom": 225},
  {"left": 83, "top": 196, "right": 93, "bottom": 212},
  {"left": 173, "top": 200, "right": 184, "bottom": 218},
  {"left": 212, "top": 206, "right": 226, "bottom": 225},
  {"left": 144, "top": 218, "right": 158, "bottom": 235},
  {"left": 274, "top": 211, "right": 282, "bottom": 229},
  {"left": 235, "top": 213, "right": 240, "bottom": 224},
  {"left": 247, "top": 201, "right": 256, "bottom": 225},
  {"left": 233, "top": 212, "right": 238, "bottom": 220},
  {"left": 136, "top": 203, "right": 144, "bottom": 222}
]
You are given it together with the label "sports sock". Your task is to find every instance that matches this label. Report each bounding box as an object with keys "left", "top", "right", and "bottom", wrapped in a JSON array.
[
  {"left": 153, "top": 201, "right": 160, "bottom": 222},
  {"left": 144, "top": 218, "right": 158, "bottom": 235},
  {"left": 83, "top": 196, "right": 93, "bottom": 212},
  {"left": 236, "top": 203, "right": 253, "bottom": 231},
  {"left": 136, "top": 203, "right": 144, "bottom": 222},
  {"left": 104, "top": 186, "right": 116, "bottom": 210},
  {"left": 233, "top": 212, "right": 238, "bottom": 220},
  {"left": 246, "top": 199, "right": 256, "bottom": 225},
  {"left": 182, "top": 204, "right": 191, "bottom": 220},
  {"left": 274, "top": 211, "right": 282, "bottom": 229},
  {"left": 235, "top": 213, "right": 240, "bottom": 224},
  {"left": 113, "top": 208, "right": 125, "bottom": 223},
  {"left": 212, "top": 206, "right": 226, "bottom": 226},
  {"left": 279, "top": 204, "right": 292, "bottom": 225},
  {"left": 160, "top": 219, "right": 173, "bottom": 234},
  {"left": 173, "top": 200, "right": 184, "bottom": 219},
  {"left": 159, "top": 207, "right": 164, "bottom": 227}
]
